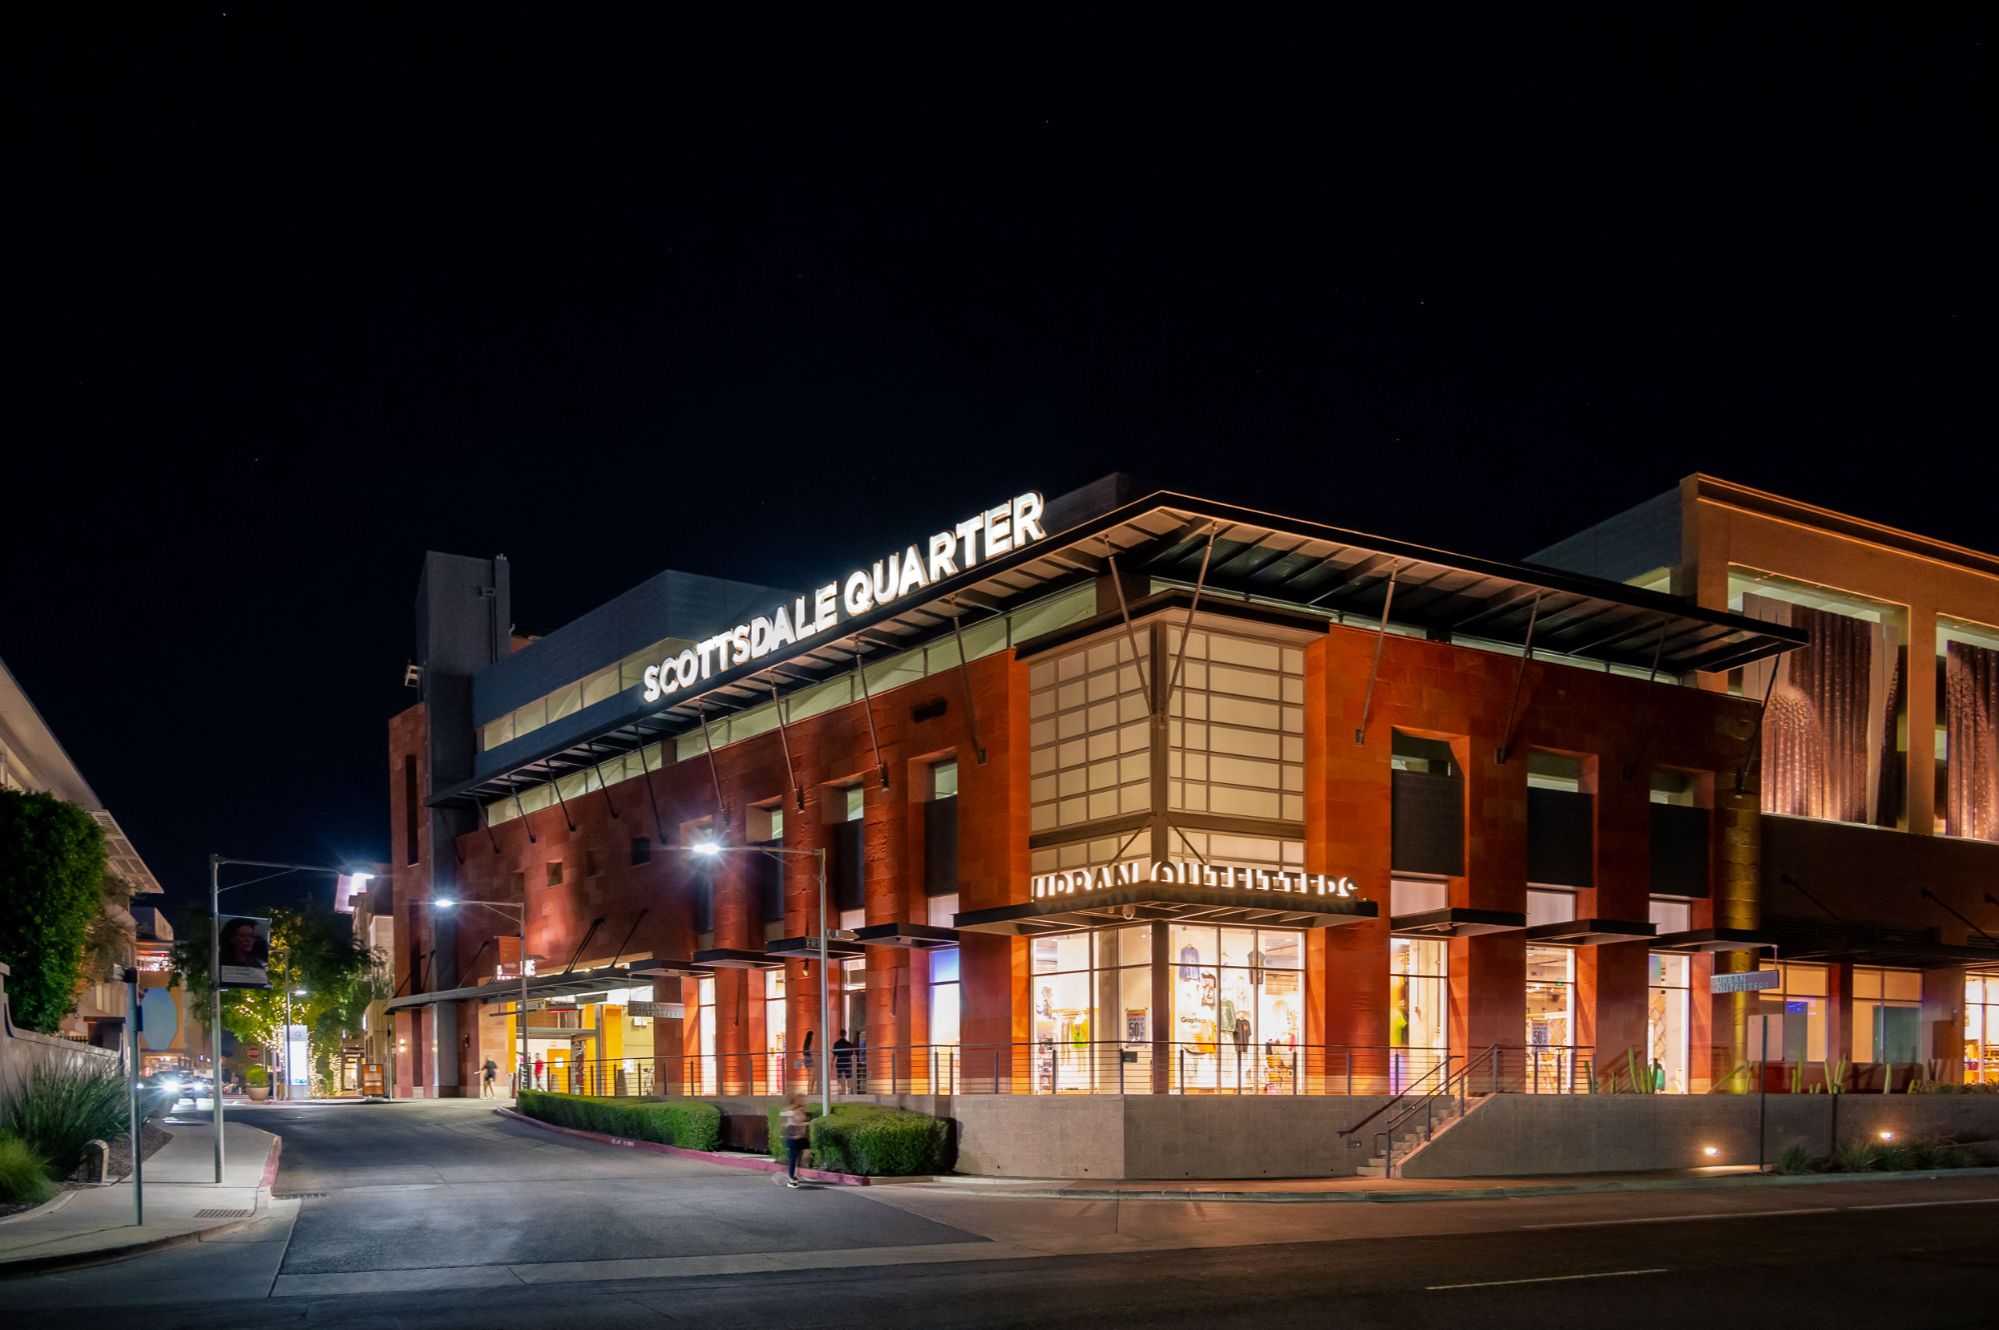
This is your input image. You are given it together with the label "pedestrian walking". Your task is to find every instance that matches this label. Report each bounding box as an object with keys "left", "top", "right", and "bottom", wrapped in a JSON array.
[
  {"left": 832, "top": 1030, "right": 854, "bottom": 1094},
  {"left": 800, "top": 1030, "right": 815, "bottom": 1092},
  {"left": 481, "top": 1057, "right": 498, "bottom": 1098},
  {"left": 533, "top": 1055, "right": 546, "bottom": 1090},
  {"left": 778, "top": 1094, "right": 810, "bottom": 1188}
]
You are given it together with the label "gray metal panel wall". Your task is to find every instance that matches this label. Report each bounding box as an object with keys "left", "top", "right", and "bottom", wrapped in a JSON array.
[{"left": 1523, "top": 488, "right": 1682, "bottom": 585}]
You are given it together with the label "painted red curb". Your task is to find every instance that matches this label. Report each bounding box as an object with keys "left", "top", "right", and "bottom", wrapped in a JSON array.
[
  {"left": 259, "top": 1133, "right": 284, "bottom": 1193},
  {"left": 494, "top": 1107, "right": 872, "bottom": 1186}
]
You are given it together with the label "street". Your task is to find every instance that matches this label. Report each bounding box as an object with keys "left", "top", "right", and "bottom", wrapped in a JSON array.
[{"left": 7, "top": 1099, "right": 1999, "bottom": 1327}]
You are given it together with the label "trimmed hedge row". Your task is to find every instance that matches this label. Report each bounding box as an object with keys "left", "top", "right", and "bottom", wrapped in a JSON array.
[
  {"left": 518, "top": 1091, "right": 721, "bottom": 1151},
  {"left": 765, "top": 1102, "right": 951, "bottom": 1176}
]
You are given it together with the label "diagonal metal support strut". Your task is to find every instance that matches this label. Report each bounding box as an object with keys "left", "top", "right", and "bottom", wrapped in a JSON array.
[
  {"left": 854, "top": 646, "right": 890, "bottom": 789},
  {"left": 770, "top": 682, "right": 806, "bottom": 812},
  {"left": 699, "top": 708, "right": 728, "bottom": 829},
  {"left": 1495, "top": 591, "right": 1544, "bottom": 764},
  {"left": 948, "top": 597, "right": 989, "bottom": 764},
  {"left": 1163, "top": 526, "right": 1221, "bottom": 709},
  {"left": 544, "top": 761, "right": 577, "bottom": 832},
  {"left": 1354, "top": 562, "right": 1403, "bottom": 745},
  {"left": 633, "top": 730, "right": 667, "bottom": 842},
  {"left": 1105, "top": 539, "right": 1156, "bottom": 710}
]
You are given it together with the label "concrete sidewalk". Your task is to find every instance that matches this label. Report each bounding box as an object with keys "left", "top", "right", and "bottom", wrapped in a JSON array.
[
  {"left": 917, "top": 1162, "right": 1999, "bottom": 1203},
  {"left": 0, "top": 1117, "right": 285, "bottom": 1274}
]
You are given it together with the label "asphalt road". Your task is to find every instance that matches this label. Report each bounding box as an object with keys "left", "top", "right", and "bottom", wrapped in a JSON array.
[{"left": 11, "top": 1099, "right": 1999, "bottom": 1328}]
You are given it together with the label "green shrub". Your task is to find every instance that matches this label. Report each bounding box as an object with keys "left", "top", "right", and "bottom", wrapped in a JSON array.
[
  {"left": 1773, "top": 1143, "right": 1814, "bottom": 1175},
  {"left": 1873, "top": 1140, "right": 1913, "bottom": 1172},
  {"left": 763, "top": 1103, "right": 949, "bottom": 1176},
  {"left": 2, "top": 1063, "right": 128, "bottom": 1178},
  {"left": 1834, "top": 1141, "right": 1879, "bottom": 1173},
  {"left": 0, "top": 1132, "right": 56, "bottom": 1205},
  {"left": 245, "top": 1065, "right": 270, "bottom": 1088},
  {"left": 517, "top": 1092, "right": 721, "bottom": 1151}
]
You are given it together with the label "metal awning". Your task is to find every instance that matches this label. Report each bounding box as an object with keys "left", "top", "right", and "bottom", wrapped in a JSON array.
[
  {"left": 432, "top": 487, "right": 1807, "bottom": 809},
  {"left": 692, "top": 947, "right": 784, "bottom": 970},
  {"left": 626, "top": 958, "right": 714, "bottom": 978},
  {"left": 854, "top": 922, "right": 960, "bottom": 950},
  {"left": 1391, "top": 908, "right": 1526, "bottom": 939},
  {"left": 955, "top": 886, "right": 1378, "bottom": 937},
  {"left": 384, "top": 956, "right": 668, "bottom": 1011},
  {"left": 1525, "top": 918, "right": 1657, "bottom": 946},
  {"left": 1766, "top": 921, "right": 1999, "bottom": 970},
  {"left": 764, "top": 935, "right": 866, "bottom": 962},
  {"left": 1650, "top": 927, "right": 1776, "bottom": 954}
]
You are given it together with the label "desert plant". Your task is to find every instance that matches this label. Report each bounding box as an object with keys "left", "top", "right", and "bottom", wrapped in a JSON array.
[
  {"left": 2, "top": 1063, "right": 128, "bottom": 1178},
  {"left": 1835, "top": 1140, "right": 1879, "bottom": 1173},
  {"left": 244, "top": 1065, "right": 270, "bottom": 1088},
  {"left": 1873, "top": 1140, "right": 1913, "bottom": 1171},
  {"left": 1773, "top": 1143, "right": 1814, "bottom": 1175},
  {"left": 1823, "top": 1057, "right": 1848, "bottom": 1094},
  {"left": 0, "top": 1132, "right": 56, "bottom": 1206}
]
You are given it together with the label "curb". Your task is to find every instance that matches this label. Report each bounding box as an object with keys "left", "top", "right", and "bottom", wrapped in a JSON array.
[
  {"left": 0, "top": 1132, "right": 287, "bottom": 1277},
  {"left": 928, "top": 1163, "right": 1999, "bottom": 1204},
  {"left": 494, "top": 1108, "right": 873, "bottom": 1186},
  {"left": 0, "top": 1187, "right": 81, "bottom": 1227}
]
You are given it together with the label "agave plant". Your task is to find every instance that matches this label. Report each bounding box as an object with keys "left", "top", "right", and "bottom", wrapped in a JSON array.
[{"left": 1, "top": 1063, "right": 129, "bottom": 1178}]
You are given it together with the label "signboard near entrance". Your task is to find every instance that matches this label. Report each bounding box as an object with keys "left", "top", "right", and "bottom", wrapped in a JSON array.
[
  {"left": 627, "top": 1001, "right": 685, "bottom": 1019},
  {"left": 1710, "top": 970, "right": 1780, "bottom": 994}
]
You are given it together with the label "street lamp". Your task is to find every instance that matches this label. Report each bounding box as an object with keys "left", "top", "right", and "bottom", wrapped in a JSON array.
[
  {"left": 208, "top": 855, "right": 363, "bottom": 1185},
  {"left": 432, "top": 898, "right": 529, "bottom": 1098},
  {"left": 683, "top": 839, "right": 833, "bottom": 1117}
]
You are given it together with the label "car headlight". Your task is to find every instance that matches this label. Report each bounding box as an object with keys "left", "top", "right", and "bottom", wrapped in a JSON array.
[{"left": 160, "top": 1078, "right": 182, "bottom": 1094}]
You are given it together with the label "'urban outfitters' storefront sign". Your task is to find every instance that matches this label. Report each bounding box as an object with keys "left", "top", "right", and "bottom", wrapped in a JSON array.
[
  {"left": 1030, "top": 859, "right": 1358, "bottom": 901},
  {"left": 642, "top": 491, "right": 1048, "bottom": 703}
]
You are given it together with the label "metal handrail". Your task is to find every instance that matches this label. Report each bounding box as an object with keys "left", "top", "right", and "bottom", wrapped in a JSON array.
[
  {"left": 1338, "top": 1053, "right": 1460, "bottom": 1139},
  {"left": 1373, "top": 1044, "right": 1501, "bottom": 1176}
]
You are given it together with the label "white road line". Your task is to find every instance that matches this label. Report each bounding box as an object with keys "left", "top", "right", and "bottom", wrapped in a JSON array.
[
  {"left": 1848, "top": 1197, "right": 1999, "bottom": 1211},
  {"left": 1522, "top": 1208, "right": 1823, "bottom": 1229},
  {"left": 1427, "top": 1268, "right": 1668, "bottom": 1291}
]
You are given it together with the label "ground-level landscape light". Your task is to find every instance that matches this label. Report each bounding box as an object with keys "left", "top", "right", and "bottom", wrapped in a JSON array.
[{"left": 1702, "top": 1146, "right": 1719, "bottom": 1158}]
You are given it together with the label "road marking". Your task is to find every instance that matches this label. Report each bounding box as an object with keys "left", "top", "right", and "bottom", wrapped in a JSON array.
[
  {"left": 1427, "top": 1268, "right": 1668, "bottom": 1291},
  {"left": 1847, "top": 1197, "right": 1999, "bottom": 1211},
  {"left": 1522, "top": 1208, "right": 1823, "bottom": 1229}
]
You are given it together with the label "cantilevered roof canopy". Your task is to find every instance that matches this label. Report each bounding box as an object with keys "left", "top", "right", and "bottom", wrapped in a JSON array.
[
  {"left": 1391, "top": 908, "right": 1526, "bottom": 939},
  {"left": 433, "top": 488, "right": 1807, "bottom": 809},
  {"left": 384, "top": 956, "right": 670, "bottom": 1011}
]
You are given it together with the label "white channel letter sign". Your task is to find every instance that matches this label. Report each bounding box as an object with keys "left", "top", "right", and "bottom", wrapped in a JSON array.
[
  {"left": 641, "top": 491, "right": 1048, "bottom": 703},
  {"left": 1030, "top": 859, "right": 1359, "bottom": 901}
]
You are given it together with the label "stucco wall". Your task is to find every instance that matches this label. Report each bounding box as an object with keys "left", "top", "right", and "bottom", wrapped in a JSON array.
[
  {"left": 1401, "top": 1093, "right": 1999, "bottom": 1178},
  {"left": 1, "top": 965, "right": 120, "bottom": 1101}
]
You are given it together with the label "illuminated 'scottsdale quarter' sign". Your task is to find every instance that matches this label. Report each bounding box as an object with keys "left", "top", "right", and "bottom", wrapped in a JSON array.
[
  {"left": 1030, "top": 859, "right": 1359, "bottom": 901},
  {"left": 642, "top": 491, "right": 1047, "bottom": 703}
]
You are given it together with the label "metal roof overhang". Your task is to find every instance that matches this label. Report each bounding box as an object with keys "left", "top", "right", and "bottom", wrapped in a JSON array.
[
  {"left": 1767, "top": 923, "right": 1999, "bottom": 970},
  {"left": 692, "top": 947, "right": 783, "bottom": 970},
  {"left": 626, "top": 958, "right": 714, "bottom": 979},
  {"left": 384, "top": 957, "right": 667, "bottom": 1011},
  {"left": 1650, "top": 927, "right": 1776, "bottom": 954},
  {"left": 854, "top": 922, "right": 960, "bottom": 950},
  {"left": 764, "top": 935, "right": 866, "bottom": 962},
  {"left": 955, "top": 886, "right": 1379, "bottom": 937},
  {"left": 1391, "top": 908, "right": 1526, "bottom": 939},
  {"left": 1525, "top": 917, "right": 1657, "bottom": 946},
  {"left": 431, "top": 491, "right": 1808, "bottom": 809}
]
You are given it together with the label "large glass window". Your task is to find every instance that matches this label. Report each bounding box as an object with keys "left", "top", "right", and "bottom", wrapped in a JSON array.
[
  {"left": 691, "top": 975, "right": 716, "bottom": 1095},
  {"left": 1031, "top": 926, "right": 1153, "bottom": 1093},
  {"left": 1389, "top": 938, "right": 1449, "bottom": 1092},
  {"left": 1751, "top": 962, "right": 1830, "bottom": 1064},
  {"left": 1732, "top": 570, "right": 1906, "bottom": 828},
  {"left": 1967, "top": 975, "right": 1999, "bottom": 1085},
  {"left": 1028, "top": 637, "right": 1149, "bottom": 832},
  {"left": 1169, "top": 632, "right": 1306, "bottom": 822},
  {"left": 1940, "top": 617, "right": 1999, "bottom": 842},
  {"left": 763, "top": 968, "right": 787, "bottom": 1090},
  {"left": 1852, "top": 967, "right": 1921, "bottom": 1064},
  {"left": 1167, "top": 925, "right": 1304, "bottom": 1092},
  {"left": 1648, "top": 953, "right": 1691, "bottom": 1093},
  {"left": 1524, "top": 946, "right": 1575, "bottom": 1091},
  {"left": 928, "top": 948, "right": 960, "bottom": 1092}
]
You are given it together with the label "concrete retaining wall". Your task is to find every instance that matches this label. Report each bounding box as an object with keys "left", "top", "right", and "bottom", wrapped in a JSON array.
[
  {"left": 1, "top": 966, "right": 120, "bottom": 1102},
  {"left": 1401, "top": 1093, "right": 1999, "bottom": 1178}
]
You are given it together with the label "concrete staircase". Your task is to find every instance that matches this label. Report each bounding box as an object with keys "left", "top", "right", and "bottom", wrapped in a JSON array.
[{"left": 1352, "top": 1092, "right": 1487, "bottom": 1178}]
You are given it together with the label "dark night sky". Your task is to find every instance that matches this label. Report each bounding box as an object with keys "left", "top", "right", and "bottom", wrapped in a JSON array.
[{"left": 2, "top": 8, "right": 1990, "bottom": 921}]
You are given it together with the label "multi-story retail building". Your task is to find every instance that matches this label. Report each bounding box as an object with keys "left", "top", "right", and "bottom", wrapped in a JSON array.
[
  {"left": 385, "top": 478, "right": 1841, "bottom": 1106},
  {"left": 1534, "top": 475, "right": 1999, "bottom": 1088}
]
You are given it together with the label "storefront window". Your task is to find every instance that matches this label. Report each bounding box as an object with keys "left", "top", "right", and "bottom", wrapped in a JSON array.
[
  {"left": 929, "top": 949, "right": 960, "bottom": 1092},
  {"left": 692, "top": 975, "right": 716, "bottom": 1095},
  {"left": 1751, "top": 962, "right": 1829, "bottom": 1064},
  {"left": 1029, "top": 925, "right": 1153, "bottom": 1093},
  {"left": 1967, "top": 975, "right": 1999, "bottom": 1085},
  {"left": 1648, "top": 954, "right": 1691, "bottom": 1093},
  {"left": 1525, "top": 946, "right": 1574, "bottom": 1091},
  {"left": 764, "top": 968, "right": 787, "bottom": 1090},
  {"left": 1389, "top": 938, "right": 1448, "bottom": 1092},
  {"left": 1852, "top": 967, "right": 1922, "bottom": 1064},
  {"left": 1168, "top": 925, "right": 1303, "bottom": 1092}
]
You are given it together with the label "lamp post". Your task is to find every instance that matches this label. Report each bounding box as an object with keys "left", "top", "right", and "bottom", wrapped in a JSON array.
[
  {"left": 685, "top": 840, "right": 833, "bottom": 1118},
  {"left": 208, "top": 855, "right": 356, "bottom": 1185},
  {"left": 431, "top": 898, "right": 528, "bottom": 1097}
]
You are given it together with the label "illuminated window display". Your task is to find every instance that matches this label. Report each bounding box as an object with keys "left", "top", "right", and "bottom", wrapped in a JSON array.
[
  {"left": 1751, "top": 962, "right": 1829, "bottom": 1064},
  {"left": 1851, "top": 967, "right": 1921, "bottom": 1064},
  {"left": 1168, "top": 925, "right": 1303, "bottom": 1092},
  {"left": 1524, "top": 946, "right": 1575, "bottom": 1091},
  {"left": 1389, "top": 937, "right": 1448, "bottom": 1092},
  {"left": 692, "top": 975, "right": 716, "bottom": 1094},
  {"left": 929, "top": 949, "right": 960, "bottom": 1090},
  {"left": 1031, "top": 927, "right": 1152, "bottom": 1093},
  {"left": 764, "top": 968, "right": 786, "bottom": 1087},
  {"left": 1648, "top": 953, "right": 1691, "bottom": 1093},
  {"left": 1967, "top": 975, "right": 1999, "bottom": 1085}
]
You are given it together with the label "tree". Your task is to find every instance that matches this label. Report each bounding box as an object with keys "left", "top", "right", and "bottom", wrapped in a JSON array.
[
  {"left": 172, "top": 906, "right": 377, "bottom": 1079},
  {"left": 0, "top": 790, "right": 108, "bottom": 1032},
  {"left": 80, "top": 872, "right": 138, "bottom": 986}
]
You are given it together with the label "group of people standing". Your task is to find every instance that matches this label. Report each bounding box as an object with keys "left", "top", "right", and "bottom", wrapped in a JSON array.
[{"left": 796, "top": 1029, "right": 867, "bottom": 1092}]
